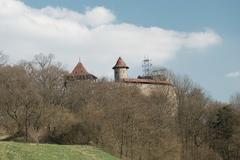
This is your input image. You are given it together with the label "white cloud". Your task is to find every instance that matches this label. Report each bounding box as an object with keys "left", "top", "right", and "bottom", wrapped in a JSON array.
[
  {"left": 40, "top": 6, "right": 115, "bottom": 27},
  {"left": 226, "top": 71, "right": 240, "bottom": 78},
  {"left": 0, "top": 0, "right": 222, "bottom": 77}
]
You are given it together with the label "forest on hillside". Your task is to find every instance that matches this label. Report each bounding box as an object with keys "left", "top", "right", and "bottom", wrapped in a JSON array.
[{"left": 0, "top": 52, "right": 240, "bottom": 160}]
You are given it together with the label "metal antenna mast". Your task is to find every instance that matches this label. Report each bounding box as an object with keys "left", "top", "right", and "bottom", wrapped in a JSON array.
[{"left": 142, "top": 56, "right": 152, "bottom": 76}]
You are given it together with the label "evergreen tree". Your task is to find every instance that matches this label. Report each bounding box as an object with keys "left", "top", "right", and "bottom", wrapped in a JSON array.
[{"left": 209, "top": 105, "right": 234, "bottom": 160}]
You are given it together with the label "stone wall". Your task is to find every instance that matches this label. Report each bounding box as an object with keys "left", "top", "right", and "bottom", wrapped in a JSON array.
[{"left": 126, "top": 82, "right": 178, "bottom": 116}]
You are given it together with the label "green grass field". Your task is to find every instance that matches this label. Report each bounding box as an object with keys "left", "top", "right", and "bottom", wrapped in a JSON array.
[{"left": 0, "top": 142, "right": 119, "bottom": 160}]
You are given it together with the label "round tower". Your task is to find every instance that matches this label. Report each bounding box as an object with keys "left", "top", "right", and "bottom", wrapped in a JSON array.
[{"left": 112, "top": 57, "right": 129, "bottom": 81}]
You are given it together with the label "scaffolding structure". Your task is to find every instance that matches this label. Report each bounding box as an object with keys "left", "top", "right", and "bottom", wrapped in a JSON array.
[{"left": 142, "top": 57, "right": 152, "bottom": 76}]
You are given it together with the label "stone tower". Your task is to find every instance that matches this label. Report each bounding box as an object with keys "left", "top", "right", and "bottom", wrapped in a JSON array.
[{"left": 112, "top": 57, "right": 129, "bottom": 81}]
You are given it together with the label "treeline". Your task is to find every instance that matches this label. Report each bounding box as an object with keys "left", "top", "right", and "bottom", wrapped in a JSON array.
[{"left": 0, "top": 53, "right": 240, "bottom": 160}]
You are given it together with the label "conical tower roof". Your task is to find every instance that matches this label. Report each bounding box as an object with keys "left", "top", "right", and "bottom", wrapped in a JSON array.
[
  {"left": 112, "top": 57, "right": 129, "bottom": 69},
  {"left": 71, "top": 62, "right": 89, "bottom": 76}
]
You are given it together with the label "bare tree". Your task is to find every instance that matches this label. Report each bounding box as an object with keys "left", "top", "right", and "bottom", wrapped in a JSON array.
[
  {"left": 20, "top": 53, "right": 68, "bottom": 105},
  {"left": 0, "top": 66, "right": 42, "bottom": 140},
  {"left": 231, "top": 92, "right": 240, "bottom": 108},
  {"left": 0, "top": 52, "right": 8, "bottom": 66}
]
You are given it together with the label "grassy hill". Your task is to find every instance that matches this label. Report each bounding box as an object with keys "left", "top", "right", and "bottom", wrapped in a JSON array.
[{"left": 0, "top": 142, "right": 119, "bottom": 160}]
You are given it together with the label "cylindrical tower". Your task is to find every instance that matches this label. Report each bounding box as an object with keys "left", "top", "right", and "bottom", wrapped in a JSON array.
[{"left": 112, "top": 57, "right": 129, "bottom": 81}]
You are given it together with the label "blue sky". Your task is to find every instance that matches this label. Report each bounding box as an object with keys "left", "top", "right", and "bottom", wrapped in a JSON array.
[{"left": 1, "top": 0, "right": 240, "bottom": 101}]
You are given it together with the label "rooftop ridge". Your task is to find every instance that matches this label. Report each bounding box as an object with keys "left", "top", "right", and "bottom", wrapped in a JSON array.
[{"left": 122, "top": 78, "right": 173, "bottom": 86}]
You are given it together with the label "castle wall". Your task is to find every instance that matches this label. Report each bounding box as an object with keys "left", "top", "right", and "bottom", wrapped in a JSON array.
[{"left": 126, "top": 83, "right": 178, "bottom": 116}]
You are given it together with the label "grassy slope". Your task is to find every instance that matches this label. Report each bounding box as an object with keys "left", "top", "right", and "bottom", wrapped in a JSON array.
[{"left": 0, "top": 142, "right": 119, "bottom": 160}]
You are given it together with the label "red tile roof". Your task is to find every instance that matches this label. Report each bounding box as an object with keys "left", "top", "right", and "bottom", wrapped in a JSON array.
[
  {"left": 70, "top": 62, "right": 97, "bottom": 80},
  {"left": 122, "top": 78, "right": 172, "bottom": 86},
  {"left": 71, "top": 62, "right": 89, "bottom": 76},
  {"left": 112, "top": 57, "right": 129, "bottom": 69}
]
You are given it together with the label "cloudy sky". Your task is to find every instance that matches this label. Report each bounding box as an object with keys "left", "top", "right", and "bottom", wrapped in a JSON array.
[{"left": 0, "top": 0, "right": 239, "bottom": 101}]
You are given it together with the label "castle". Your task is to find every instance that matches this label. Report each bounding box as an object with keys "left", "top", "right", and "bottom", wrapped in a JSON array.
[
  {"left": 67, "top": 57, "right": 172, "bottom": 85},
  {"left": 65, "top": 57, "right": 177, "bottom": 114}
]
